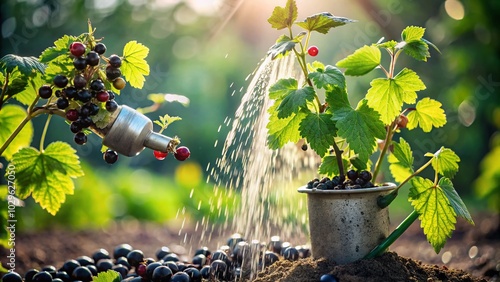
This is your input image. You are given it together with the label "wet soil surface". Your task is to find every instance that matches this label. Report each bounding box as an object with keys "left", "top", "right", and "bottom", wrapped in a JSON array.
[{"left": 1, "top": 213, "right": 498, "bottom": 281}]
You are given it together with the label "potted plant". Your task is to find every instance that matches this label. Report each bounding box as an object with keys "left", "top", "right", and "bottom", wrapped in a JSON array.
[{"left": 265, "top": 0, "right": 474, "bottom": 264}]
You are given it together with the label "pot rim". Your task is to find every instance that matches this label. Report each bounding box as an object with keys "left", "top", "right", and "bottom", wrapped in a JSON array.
[{"left": 297, "top": 183, "right": 396, "bottom": 194}]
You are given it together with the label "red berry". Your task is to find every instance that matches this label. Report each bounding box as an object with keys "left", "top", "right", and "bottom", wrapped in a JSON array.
[
  {"left": 136, "top": 263, "right": 147, "bottom": 278},
  {"left": 153, "top": 150, "right": 168, "bottom": 160},
  {"left": 96, "top": 91, "right": 110, "bottom": 102},
  {"left": 66, "top": 109, "right": 79, "bottom": 121},
  {"left": 307, "top": 46, "right": 319, "bottom": 57},
  {"left": 174, "top": 146, "right": 190, "bottom": 161},
  {"left": 70, "top": 42, "right": 86, "bottom": 57}
]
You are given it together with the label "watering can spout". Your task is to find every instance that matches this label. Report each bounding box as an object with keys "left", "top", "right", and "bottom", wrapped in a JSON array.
[{"left": 91, "top": 105, "right": 179, "bottom": 157}]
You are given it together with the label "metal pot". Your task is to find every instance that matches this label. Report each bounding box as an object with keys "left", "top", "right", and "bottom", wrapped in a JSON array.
[{"left": 298, "top": 184, "right": 396, "bottom": 264}]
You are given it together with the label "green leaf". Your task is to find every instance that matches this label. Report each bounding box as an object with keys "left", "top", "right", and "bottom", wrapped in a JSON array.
[
  {"left": 388, "top": 137, "right": 414, "bottom": 183},
  {"left": 121, "top": 41, "right": 150, "bottom": 89},
  {"left": 407, "top": 97, "right": 446, "bottom": 132},
  {"left": 0, "top": 105, "right": 34, "bottom": 160},
  {"left": 12, "top": 71, "right": 43, "bottom": 106},
  {"left": 319, "top": 155, "right": 348, "bottom": 177},
  {"left": 267, "top": 0, "right": 298, "bottom": 30},
  {"left": 401, "top": 26, "right": 425, "bottom": 42},
  {"left": 430, "top": 147, "right": 460, "bottom": 179},
  {"left": 325, "top": 85, "right": 350, "bottom": 111},
  {"left": 269, "top": 78, "right": 298, "bottom": 100},
  {"left": 42, "top": 54, "right": 74, "bottom": 84},
  {"left": 93, "top": 269, "right": 122, "bottom": 282},
  {"left": 402, "top": 40, "right": 430, "bottom": 61},
  {"left": 333, "top": 99, "right": 386, "bottom": 164},
  {"left": 277, "top": 86, "right": 315, "bottom": 119},
  {"left": 409, "top": 176, "right": 456, "bottom": 253},
  {"left": 295, "top": 12, "right": 355, "bottom": 34},
  {"left": 336, "top": 45, "right": 381, "bottom": 76},
  {"left": 11, "top": 141, "right": 84, "bottom": 215},
  {"left": 366, "top": 68, "right": 426, "bottom": 125},
  {"left": 439, "top": 177, "right": 474, "bottom": 224},
  {"left": 2, "top": 67, "right": 28, "bottom": 98},
  {"left": 308, "top": 65, "right": 346, "bottom": 90},
  {"left": 91, "top": 107, "right": 113, "bottom": 129},
  {"left": 0, "top": 54, "right": 45, "bottom": 75},
  {"left": 39, "top": 35, "right": 76, "bottom": 63},
  {"left": 299, "top": 112, "right": 337, "bottom": 157},
  {"left": 266, "top": 104, "right": 306, "bottom": 149},
  {"left": 377, "top": 40, "right": 398, "bottom": 50},
  {"left": 268, "top": 35, "right": 300, "bottom": 60},
  {"left": 154, "top": 114, "right": 182, "bottom": 130}
]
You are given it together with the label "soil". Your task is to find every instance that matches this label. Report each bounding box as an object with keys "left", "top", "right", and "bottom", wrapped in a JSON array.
[{"left": 1, "top": 212, "right": 498, "bottom": 282}]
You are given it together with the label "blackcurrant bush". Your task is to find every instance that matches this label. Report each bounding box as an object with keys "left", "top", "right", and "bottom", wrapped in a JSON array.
[
  {"left": 90, "top": 79, "right": 105, "bottom": 91},
  {"left": 126, "top": 249, "right": 145, "bottom": 268},
  {"left": 174, "top": 146, "right": 190, "bottom": 161},
  {"left": 86, "top": 51, "right": 100, "bottom": 66},
  {"left": 32, "top": 271, "right": 52, "bottom": 282},
  {"left": 66, "top": 109, "right": 79, "bottom": 121},
  {"left": 105, "top": 100, "right": 118, "bottom": 112},
  {"left": 103, "top": 149, "right": 118, "bottom": 164},
  {"left": 113, "top": 77, "right": 126, "bottom": 90},
  {"left": 63, "top": 86, "right": 77, "bottom": 99},
  {"left": 96, "top": 91, "right": 109, "bottom": 102},
  {"left": 77, "top": 89, "right": 92, "bottom": 103},
  {"left": 108, "top": 54, "right": 122, "bottom": 68},
  {"left": 56, "top": 97, "right": 69, "bottom": 109},
  {"left": 73, "top": 57, "right": 87, "bottom": 70},
  {"left": 74, "top": 132, "right": 87, "bottom": 145},
  {"left": 397, "top": 114, "right": 409, "bottom": 129},
  {"left": 1, "top": 271, "right": 23, "bottom": 282},
  {"left": 53, "top": 74, "right": 69, "bottom": 88},
  {"left": 93, "top": 42, "right": 106, "bottom": 55},
  {"left": 70, "top": 42, "right": 86, "bottom": 57},
  {"left": 106, "top": 65, "right": 121, "bottom": 81},
  {"left": 71, "top": 266, "right": 92, "bottom": 282},
  {"left": 347, "top": 169, "right": 358, "bottom": 181},
  {"left": 73, "top": 74, "right": 87, "bottom": 89},
  {"left": 359, "top": 170, "right": 372, "bottom": 181},
  {"left": 38, "top": 85, "right": 52, "bottom": 99}
]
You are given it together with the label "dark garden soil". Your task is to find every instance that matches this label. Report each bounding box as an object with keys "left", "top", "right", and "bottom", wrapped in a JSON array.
[{"left": 1, "top": 212, "right": 498, "bottom": 281}]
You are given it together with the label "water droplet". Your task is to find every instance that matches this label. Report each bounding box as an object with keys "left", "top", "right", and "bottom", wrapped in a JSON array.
[
  {"left": 441, "top": 251, "right": 452, "bottom": 264},
  {"left": 468, "top": 246, "right": 478, "bottom": 258}
]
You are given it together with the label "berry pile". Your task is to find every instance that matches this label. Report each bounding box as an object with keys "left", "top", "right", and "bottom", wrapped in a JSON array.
[
  {"left": 2, "top": 235, "right": 309, "bottom": 282},
  {"left": 306, "top": 170, "right": 375, "bottom": 190},
  {"left": 37, "top": 41, "right": 123, "bottom": 163}
]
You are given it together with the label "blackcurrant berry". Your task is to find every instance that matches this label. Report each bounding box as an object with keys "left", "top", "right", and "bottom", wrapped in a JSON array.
[
  {"left": 105, "top": 100, "right": 118, "bottom": 112},
  {"left": 154, "top": 150, "right": 168, "bottom": 160},
  {"left": 210, "top": 260, "right": 227, "bottom": 280},
  {"left": 74, "top": 132, "right": 87, "bottom": 145},
  {"left": 347, "top": 169, "right": 358, "bottom": 181},
  {"left": 93, "top": 43, "right": 106, "bottom": 55},
  {"left": 96, "top": 91, "right": 109, "bottom": 102},
  {"left": 55, "top": 89, "right": 61, "bottom": 97},
  {"left": 145, "top": 262, "right": 162, "bottom": 280},
  {"left": 183, "top": 268, "right": 201, "bottom": 282},
  {"left": 263, "top": 251, "right": 279, "bottom": 266},
  {"left": 63, "top": 86, "right": 77, "bottom": 99},
  {"left": 126, "top": 249, "right": 145, "bottom": 268},
  {"left": 355, "top": 177, "right": 366, "bottom": 185},
  {"left": 73, "top": 57, "right": 87, "bottom": 70},
  {"left": 151, "top": 266, "right": 172, "bottom": 282},
  {"left": 53, "top": 74, "right": 69, "bottom": 88},
  {"left": 113, "top": 77, "right": 126, "bottom": 90},
  {"left": 73, "top": 74, "right": 87, "bottom": 89},
  {"left": 108, "top": 54, "right": 122, "bottom": 68},
  {"left": 56, "top": 97, "right": 69, "bottom": 109},
  {"left": 171, "top": 271, "right": 190, "bottom": 282},
  {"left": 174, "top": 146, "right": 190, "bottom": 161},
  {"left": 24, "top": 269, "right": 39, "bottom": 281},
  {"left": 70, "top": 42, "right": 86, "bottom": 57},
  {"left": 75, "top": 255, "right": 94, "bottom": 266},
  {"left": 61, "top": 259, "right": 80, "bottom": 275},
  {"left": 77, "top": 89, "right": 92, "bottom": 103},
  {"left": 106, "top": 65, "right": 121, "bottom": 81},
  {"left": 200, "top": 266, "right": 210, "bottom": 279},
  {"left": 301, "top": 143, "right": 308, "bottom": 151},
  {"left": 70, "top": 122, "right": 81, "bottom": 133},
  {"left": 54, "top": 271, "right": 71, "bottom": 282},
  {"left": 1, "top": 271, "right": 23, "bottom": 282},
  {"left": 359, "top": 170, "right": 372, "bottom": 181},
  {"left": 320, "top": 274, "right": 339, "bottom": 282},
  {"left": 113, "top": 243, "right": 133, "bottom": 259},
  {"left": 71, "top": 266, "right": 92, "bottom": 282},
  {"left": 66, "top": 109, "right": 79, "bottom": 121},
  {"left": 32, "top": 271, "right": 52, "bottom": 282},
  {"left": 96, "top": 259, "right": 114, "bottom": 272},
  {"left": 103, "top": 149, "right": 119, "bottom": 164},
  {"left": 308, "top": 46, "right": 319, "bottom": 56},
  {"left": 38, "top": 85, "right": 52, "bottom": 99},
  {"left": 112, "top": 264, "right": 128, "bottom": 278},
  {"left": 90, "top": 79, "right": 105, "bottom": 91},
  {"left": 86, "top": 51, "right": 100, "bottom": 66},
  {"left": 107, "top": 91, "right": 116, "bottom": 100}
]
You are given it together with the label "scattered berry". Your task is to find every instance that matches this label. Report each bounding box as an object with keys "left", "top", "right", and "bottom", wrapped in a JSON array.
[
  {"left": 174, "top": 146, "right": 190, "bottom": 161},
  {"left": 103, "top": 149, "right": 118, "bottom": 164},
  {"left": 154, "top": 150, "right": 168, "bottom": 160},
  {"left": 307, "top": 46, "right": 319, "bottom": 56},
  {"left": 1, "top": 271, "right": 23, "bottom": 282},
  {"left": 69, "top": 42, "right": 86, "bottom": 57},
  {"left": 38, "top": 85, "right": 52, "bottom": 99}
]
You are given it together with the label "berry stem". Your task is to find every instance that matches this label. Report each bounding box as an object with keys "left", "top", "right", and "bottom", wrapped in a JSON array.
[
  {"left": 39, "top": 114, "right": 52, "bottom": 152},
  {"left": 331, "top": 139, "right": 345, "bottom": 180},
  {"left": 364, "top": 210, "right": 419, "bottom": 259},
  {"left": 372, "top": 122, "right": 395, "bottom": 182}
]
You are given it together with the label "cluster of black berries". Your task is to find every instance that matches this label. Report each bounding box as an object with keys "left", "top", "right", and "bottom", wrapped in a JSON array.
[
  {"left": 37, "top": 41, "right": 126, "bottom": 164},
  {"left": 306, "top": 170, "right": 375, "bottom": 190},
  {"left": 1, "top": 235, "right": 310, "bottom": 282}
]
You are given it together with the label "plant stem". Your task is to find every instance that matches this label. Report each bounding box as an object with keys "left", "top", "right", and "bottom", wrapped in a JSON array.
[
  {"left": 372, "top": 123, "right": 395, "bottom": 182},
  {"left": 364, "top": 210, "right": 419, "bottom": 259},
  {"left": 331, "top": 140, "right": 345, "bottom": 179},
  {"left": 0, "top": 114, "right": 33, "bottom": 157},
  {"left": 39, "top": 114, "right": 52, "bottom": 152},
  {"left": 0, "top": 73, "right": 10, "bottom": 111}
]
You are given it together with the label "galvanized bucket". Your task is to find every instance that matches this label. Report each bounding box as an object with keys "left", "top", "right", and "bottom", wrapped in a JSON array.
[{"left": 298, "top": 184, "right": 396, "bottom": 264}]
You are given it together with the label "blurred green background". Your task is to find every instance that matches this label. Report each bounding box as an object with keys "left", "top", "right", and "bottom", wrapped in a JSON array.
[{"left": 0, "top": 0, "right": 499, "bottom": 232}]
